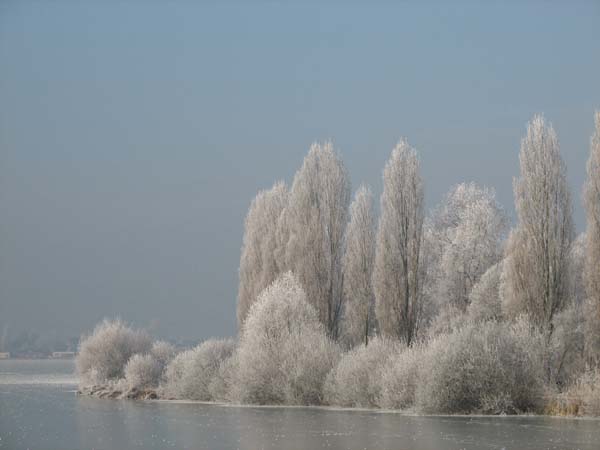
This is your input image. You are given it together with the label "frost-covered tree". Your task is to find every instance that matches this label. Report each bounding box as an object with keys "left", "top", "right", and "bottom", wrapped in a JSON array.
[
  {"left": 237, "top": 181, "right": 288, "bottom": 328},
  {"left": 237, "top": 272, "right": 340, "bottom": 405},
  {"left": 503, "top": 115, "right": 574, "bottom": 333},
  {"left": 584, "top": 111, "right": 600, "bottom": 366},
  {"left": 281, "top": 142, "right": 351, "bottom": 339},
  {"left": 76, "top": 318, "right": 152, "bottom": 386},
  {"left": 429, "top": 183, "right": 507, "bottom": 311},
  {"left": 373, "top": 140, "right": 425, "bottom": 345},
  {"left": 161, "top": 338, "right": 235, "bottom": 400},
  {"left": 341, "top": 185, "right": 376, "bottom": 346}
]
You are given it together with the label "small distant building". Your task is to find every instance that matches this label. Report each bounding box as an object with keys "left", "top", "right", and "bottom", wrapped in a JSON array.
[
  {"left": 0, "top": 352, "right": 10, "bottom": 359},
  {"left": 51, "top": 351, "right": 75, "bottom": 359}
]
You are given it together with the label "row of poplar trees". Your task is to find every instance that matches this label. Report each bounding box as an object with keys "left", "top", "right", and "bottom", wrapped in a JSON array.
[{"left": 237, "top": 113, "right": 600, "bottom": 365}]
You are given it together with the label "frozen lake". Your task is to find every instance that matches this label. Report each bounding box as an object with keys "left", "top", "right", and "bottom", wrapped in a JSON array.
[{"left": 1, "top": 359, "right": 599, "bottom": 450}]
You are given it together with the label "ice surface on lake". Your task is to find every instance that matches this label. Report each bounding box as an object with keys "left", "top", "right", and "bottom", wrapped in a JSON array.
[{"left": 0, "top": 359, "right": 77, "bottom": 385}]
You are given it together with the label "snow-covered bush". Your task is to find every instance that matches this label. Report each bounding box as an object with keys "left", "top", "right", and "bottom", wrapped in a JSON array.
[
  {"left": 549, "top": 367, "right": 600, "bottom": 416},
  {"left": 76, "top": 318, "right": 152, "bottom": 386},
  {"left": 426, "top": 304, "right": 466, "bottom": 339},
  {"left": 416, "top": 319, "right": 545, "bottom": 414},
  {"left": 124, "top": 353, "right": 162, "bottom": 390},
  {"left": 569, "top": 367, "right": 600, "bottom": 416},
  {"left": 324, "top": 337, "right": 399, "bottom": 407},
  {"left": 161, "top": 338, "right": 235, "bottom": 400},
  {"left": 236, "top": 272, "right": 340, "bottom": 405},
  {"left": 546, "top": 304, "right": 585, "bottom": 387},
  {"left": 379, "top": 344, "right": 422, "bottom": 410},
  {"left": 208, "top": 351, "right": 240, "bottom": 402},
  {"left": 160, "top": 349, "right": 190, "bottom": 398}
]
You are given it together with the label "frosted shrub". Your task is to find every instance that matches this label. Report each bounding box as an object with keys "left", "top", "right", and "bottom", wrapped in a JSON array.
[
  {"left": 237, "top": 272, "right": 340, "bottom": 405},
  {"left": 379, "top": 345, "right": 422, "bottom": 410},
  {"left": 546, "top": 305, "right": 585, "bottom": 387},
  {"left": 548, "top": 367, "right": 600, "bottom": 416},
  {"left": 208, "top": 351, "right": 240, "bottom": 402},
  {"left": 416, "top": 320, "right": 545, "bottom": 414},
  {"left": 123, "top": 340, "right": 177, "bottom": 391},
  {"left": 571, "top": 368, "right": 600, "bottom": 416},
  {"left": 160, "top": 349, "right": 191, "bottom": 398},
  {"left": 161, "top": 338, "right": 235, "bottom": 400},
  {"left": 324, "top": 337, "right": 399, "bottom": 408},
  {"left": 426, "top": 304, "right": 465, "bottom": 339},
  {"left": 184, "top": 338, "right": 235, "bottom": 401},
  {"left": 76, "top": 318, "right": 152, "bottom": 386},
  {"left": 279, "top": 328, "right": 340, "bottom": 404},
  {"left": 124, "top": 354, "right": 162, "bottom": 390}
]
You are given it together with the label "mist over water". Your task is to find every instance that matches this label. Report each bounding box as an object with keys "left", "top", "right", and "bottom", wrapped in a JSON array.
[{"left": 1, "top": 360, "right": 599, "bottom": 450}]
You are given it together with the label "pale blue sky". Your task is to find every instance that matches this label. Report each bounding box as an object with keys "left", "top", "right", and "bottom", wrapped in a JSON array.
[{"left": 1, "top": 1, "right": 599, "bottom": 341}]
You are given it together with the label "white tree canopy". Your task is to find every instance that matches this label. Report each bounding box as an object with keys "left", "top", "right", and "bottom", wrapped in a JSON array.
[
  {"left": 341, "top": 184, "right": 376, "bottom": 347},
  {"left": 237, "top": 181, "right": 288, "bottom": 328},
  {"left": 428, "top": 182, "right": 508, "bottom": 312},
  {"left": 584, "top": 111, "right": 600, "bottom": 365},
  {"left": 281, "top": 142, "right": 351, "bottom": 339},
  {"left": 503, "top": 114, "right": 574, "bottom": 332},
  {"left": 373, "top": 139, "right": 425, "bottom": 345}
]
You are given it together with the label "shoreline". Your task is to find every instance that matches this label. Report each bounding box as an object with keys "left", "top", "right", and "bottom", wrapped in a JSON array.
[
  {"left": 76, "top": 386, "right": 600, "bottom": 420},
  {"left": 155, "top": 400, "right": 600, "bottom": 420}
]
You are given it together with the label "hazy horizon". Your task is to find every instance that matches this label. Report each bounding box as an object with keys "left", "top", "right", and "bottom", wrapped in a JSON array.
[{"left": 1, "top": 1, "right": 599, "bottom": 342}]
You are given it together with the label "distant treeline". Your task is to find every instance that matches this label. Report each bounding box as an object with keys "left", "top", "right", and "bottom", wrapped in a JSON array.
[
  {"left": 77, "top": 113, "right": 600, "bottom": 416},
  {"left": 0, "top": 329, "right": 78, "bottom": 357}
]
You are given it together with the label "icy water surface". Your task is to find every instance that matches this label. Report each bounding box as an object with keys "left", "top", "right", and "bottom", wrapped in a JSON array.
[{"left": 1, "top": 360, "right": 599, "bottom": 450}]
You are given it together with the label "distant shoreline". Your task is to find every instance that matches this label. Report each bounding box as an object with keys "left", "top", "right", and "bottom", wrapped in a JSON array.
[{"left": 0, "top": 356, "right": 75, "bottom": 360}]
